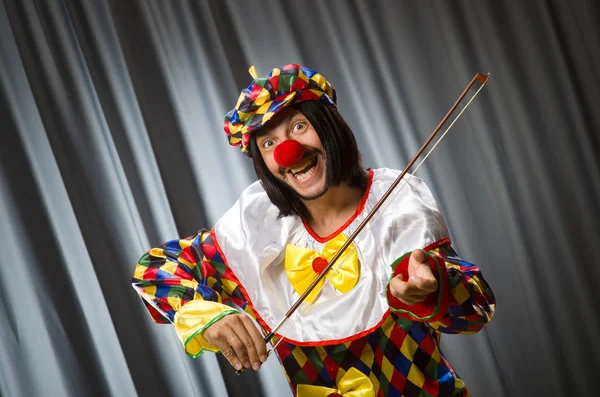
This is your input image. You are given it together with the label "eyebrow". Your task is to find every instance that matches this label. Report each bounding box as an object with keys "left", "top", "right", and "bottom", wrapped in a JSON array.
[{"left": 255, "top": 111, "right": 301, "bottom": 138}]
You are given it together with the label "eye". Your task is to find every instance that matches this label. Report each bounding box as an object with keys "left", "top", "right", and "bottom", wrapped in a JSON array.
[
  {"left": 262, "top": 139, "right": 275, "bottom": 149},
  {"left": 292, "top": 121, "right": 307, "bottom": 133}
]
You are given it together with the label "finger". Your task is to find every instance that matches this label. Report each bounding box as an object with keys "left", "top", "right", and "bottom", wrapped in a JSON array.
[
  {"left": 391, "top": 274, "right": 438, "bottom": 305},
  {"left": 398, "top": 297, "right": 419, "bottom": 306},
  {"left": 390, "top": 276, "right": 408, "bottom": 298},
  {"left": 241, "top": 316, "right": 267, "bottom": 370},
  {"left": 396, "top": 288, "right": 432, "bottom": 304},
  {"left": 231, "top": 320, "right": 261, "bottom": 370},
  {"left": 410, "top": 274, "right": 439, "bottom": 293},
  {"left": 414, "top": 260, "right": 436, "bottom": 279},
  {"left": 390, "top": 275, "right": 425, "bottom": 297},
  {"left": 411, "top": 249, "right": 426, "bottom": 263},
  {"left": 241, "top": 316, "right": 268, "bottom": 364},
  {"left": 203, "top": 324, "right": 243, "bottom": 370},
  {"left": 212, "top": 334, "right": 243, "bottom": 371},
  {"left": 402, "top": 287, "right": 433, "bottom": 301},
  {"left": 224, "top": 327, "right": 254, "bottom": 369}
]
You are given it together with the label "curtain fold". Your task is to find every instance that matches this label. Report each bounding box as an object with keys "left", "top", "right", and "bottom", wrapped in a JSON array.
[{"left": 1, "top": 1, "right": 599, "bottom": 396}]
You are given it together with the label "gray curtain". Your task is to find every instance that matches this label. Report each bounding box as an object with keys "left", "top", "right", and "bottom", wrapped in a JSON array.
[{"left": 1, "top": 1, "right": 599, "bottom": 396}]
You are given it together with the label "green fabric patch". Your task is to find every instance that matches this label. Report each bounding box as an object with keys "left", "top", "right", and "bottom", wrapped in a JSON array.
[
  {"left": 255, "top": 77, "right": 268, "bottom": 87},
  {"left": 278, "top": 74, "right": 295, "bottom": 92},
  {"left": 210, "top": 259, "right": 227, "bottom": 276}
]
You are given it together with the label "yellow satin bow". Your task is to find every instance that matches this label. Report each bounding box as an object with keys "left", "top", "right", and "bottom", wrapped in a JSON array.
[
  {"left": 297, "top": 368, "right": 375, "bottom": 397},
  {"left": 285, "top": 233, "right": 360, "bottom": 303}
]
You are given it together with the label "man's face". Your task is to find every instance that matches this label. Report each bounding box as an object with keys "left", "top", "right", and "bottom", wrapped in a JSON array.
[{"left": 255, "top": 107, "right": 328, "bottom": 200}]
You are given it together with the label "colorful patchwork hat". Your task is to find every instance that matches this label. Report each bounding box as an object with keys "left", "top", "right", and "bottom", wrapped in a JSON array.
[{"left": 224, "top": 64, "right": 337, "bottom": 156}]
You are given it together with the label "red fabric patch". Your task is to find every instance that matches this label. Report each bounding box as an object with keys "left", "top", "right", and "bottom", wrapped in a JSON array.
[
  {"left": 242, "top": 132, "right": 251, "bottom": 145},
  {"left": 421, "top": 377, "right": 440, "bottom": 396},
  {"left": 163, "top": 278, "right": 182, "bottom": 285},
  {"left": 297, "top": 90, "right": 320, "bottom": 102},
  {"left": 302, "top": 360, "right": 320, "bottom": 383},
  {"left": 347, "top": 337, "right": 367, "bottom": 359},
  {"left": 282, "top": 64, "right": 301, "bottom": 71},
  {"left": 143, "top": 267, "right": 158, "bottom": 280},
  {"left": 290, "top": 77, "right": 308, "bottom": 91},
  {"left": 418, "top": 334, "right": 436, "bottom": 356},
  {"left": 275, "top": 92, "right": 292, "bottom": 102},
  {"left": 179, "top": 246, "right": 196, "bottom": 264},
  {"left": 174, "top": 265, "right": 194, "bottom": 280},
  {"left": 423, "top": 238, "right": 452, "bottom": 252},
  {"left": 276, "top": 342, "right": 292, "bottom": 361},
  {"left": 220, "top": 267, "right": 237, "bottom": 282},
  {"left": 388, "top": 322, "right": 408, "bottom": 347},
  {"left": 389, "top": 370, "right": 407, "bottom": 393},
  {"left": 474, "top": 290, "right": 486, "bottom": 307},
  {"left": 202, "top": 243, "right": 217, "bottom": 260},
  {"left": 323, "top": 355, "right": 339, "bottom": 383},
  {"left": 201, "top": 260, "right": 216, "bottom": 277},
  {"left": 374, "top": 346, "right": 384, "bottom": 367},
  {"left": 230, "top": 296, "right": 245, "bottom": 307},
  {"left": 248, "top": 83, "right": 264, "bottom": 100},
  {"left": 146, "top": 303, "right": 168, "bottom": 323},
  {"left": 157, "top": 299, "right": 172, "bottom": 313},
  {"left": 269, "top": 75, "right": 279, "bottom": 90}
]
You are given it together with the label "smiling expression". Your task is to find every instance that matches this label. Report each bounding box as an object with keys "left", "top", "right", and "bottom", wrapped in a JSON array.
[{"left": 255, "top": 108, "right": 329, "bottom": 200}]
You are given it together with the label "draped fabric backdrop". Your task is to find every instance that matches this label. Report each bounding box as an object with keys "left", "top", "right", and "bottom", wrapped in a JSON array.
[{"left": 1, "top": 0, "right": 599, "bottom": 396}]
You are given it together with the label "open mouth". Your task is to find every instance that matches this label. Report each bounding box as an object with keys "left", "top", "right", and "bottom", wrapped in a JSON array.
[{"left": 288, "top": 156, "right": 318, "bottom": 181}]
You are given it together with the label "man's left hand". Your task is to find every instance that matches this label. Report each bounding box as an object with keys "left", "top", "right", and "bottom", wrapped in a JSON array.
[{"left": 389, "top": 249, "right": 438, "bottom": 306}]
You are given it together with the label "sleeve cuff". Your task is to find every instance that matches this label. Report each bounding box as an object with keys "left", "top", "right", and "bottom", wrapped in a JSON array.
[
  {"left": 173, "top": 300, "right": 239, "bottom": 358},
  {"left": 386, "top": 251, "right": 450, "bottom": 322}
]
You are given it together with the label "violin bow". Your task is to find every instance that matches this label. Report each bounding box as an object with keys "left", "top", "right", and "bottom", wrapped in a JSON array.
[{"left": 236, "top": 72, "right": 490, "bottom": 374}]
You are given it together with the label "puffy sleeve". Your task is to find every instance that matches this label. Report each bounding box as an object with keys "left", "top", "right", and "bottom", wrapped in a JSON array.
[
  {"left": 387, "top": 243, "right": 496, "bottom": 334},
  {"left": 132, "top": 229, "right": 250, "bottom": 357}
]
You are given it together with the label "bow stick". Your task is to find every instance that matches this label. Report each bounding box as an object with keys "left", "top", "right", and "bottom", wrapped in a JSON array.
[{"left": 236, "top": 72, "right": 489, "bottom": 374}]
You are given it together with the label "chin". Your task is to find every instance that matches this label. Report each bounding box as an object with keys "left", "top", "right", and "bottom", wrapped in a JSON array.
[{"left": 295, "top": 181, "right": 329, "bottom": 201}]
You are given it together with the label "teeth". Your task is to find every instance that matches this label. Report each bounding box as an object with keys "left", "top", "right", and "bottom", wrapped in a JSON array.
[
  {"left": 294, "top": 166, "right": 316, "bottom": 181},
  {"left": 290, "top": 157, "right": 317, "bottom": 181},
  {"left": 290, "top": 157, "right": 314, "bottom": 173}
]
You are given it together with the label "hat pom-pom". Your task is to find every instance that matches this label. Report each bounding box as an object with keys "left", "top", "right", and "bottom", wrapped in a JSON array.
[{"left": 274, "top": 140, "right": 303, "bottom": 168}]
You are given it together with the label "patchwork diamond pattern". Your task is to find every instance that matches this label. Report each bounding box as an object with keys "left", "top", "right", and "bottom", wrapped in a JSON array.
[
  {"left": 132, "top": 230, "right": 250, "bottom": 323},
  {"left": 276, "top": 314, "right": 470, "bottom": 396}
]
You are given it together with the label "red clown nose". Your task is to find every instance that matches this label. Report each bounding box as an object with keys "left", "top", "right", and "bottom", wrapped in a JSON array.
[{"left": 274, "top": 140, "right": 304, "bottom": 168}]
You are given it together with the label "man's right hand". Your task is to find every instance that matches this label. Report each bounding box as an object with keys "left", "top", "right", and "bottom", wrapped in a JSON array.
[{"left": 203, "top": 313, "right": 267, "bottom": 371}]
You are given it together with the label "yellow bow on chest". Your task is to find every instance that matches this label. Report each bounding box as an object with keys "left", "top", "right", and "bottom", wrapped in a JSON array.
[{"left": 284, "top": 233, "right": 360, "bottom": 303}]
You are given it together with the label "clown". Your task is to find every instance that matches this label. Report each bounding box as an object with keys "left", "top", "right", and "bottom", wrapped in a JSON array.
[{"left": 132, "top": 64, "right": 496, "bottom": 397}]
